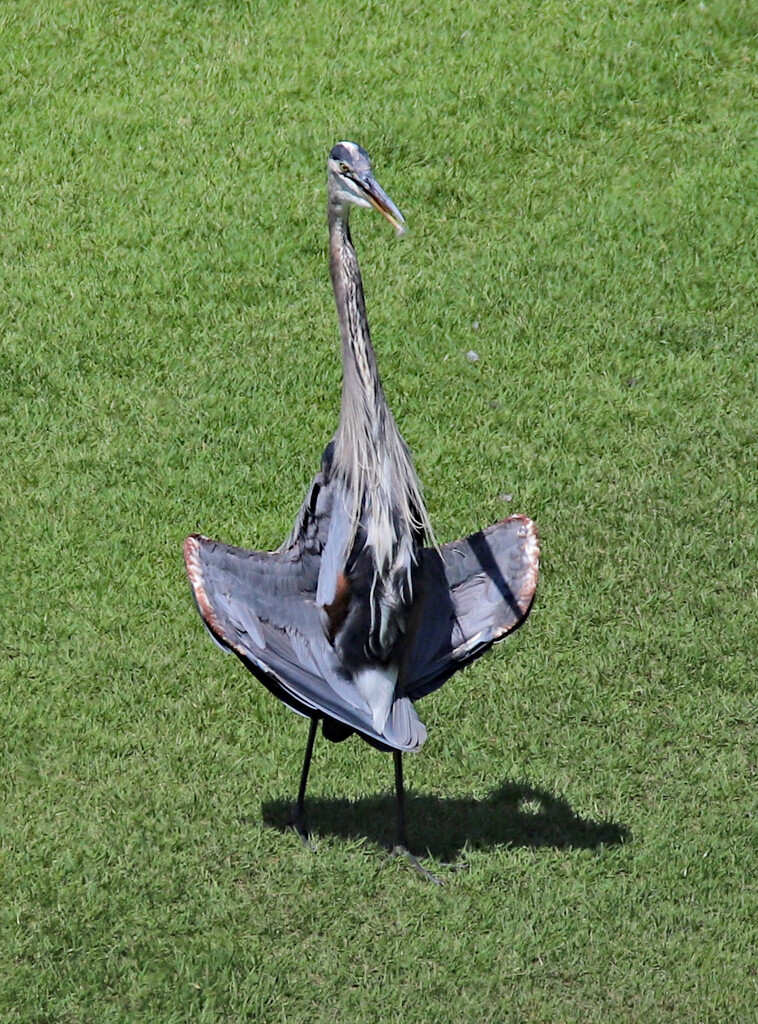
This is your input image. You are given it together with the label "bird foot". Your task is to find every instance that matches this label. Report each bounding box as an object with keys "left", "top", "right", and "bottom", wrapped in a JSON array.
[
  {"left": 390, "top": 845, "right": 447, "bottom": 885},
  {"left": 439, "top": 860, "right": 470, "bottom": 873},
  {"left": 288, "top": 814, "right": 316, "bottom": 852}
]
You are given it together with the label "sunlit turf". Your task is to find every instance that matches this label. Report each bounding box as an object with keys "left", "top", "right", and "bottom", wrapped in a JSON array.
[{"left": 2, "top": 0, "right": 757, "bottom": 1020}]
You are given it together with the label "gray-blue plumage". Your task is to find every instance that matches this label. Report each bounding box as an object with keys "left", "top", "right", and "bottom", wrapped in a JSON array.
[
  {"left": 184, "top": 142, "right": 539, "bottom": 865},
  {"left": 185, "top": 482, "right": 538, "bottom": 752}
]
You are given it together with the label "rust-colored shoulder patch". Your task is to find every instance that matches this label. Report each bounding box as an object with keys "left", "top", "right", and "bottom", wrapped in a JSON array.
[{"left": 323, "top": 571, "right": 351, "bottom": 644}]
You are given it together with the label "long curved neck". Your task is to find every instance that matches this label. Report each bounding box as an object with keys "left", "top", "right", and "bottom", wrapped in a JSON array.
[
  {"left": 329, "top": 208, "right": 387, "bottom": 437},
  {"left": 326, "top": 199, "right": 435, "bottom": 562}
]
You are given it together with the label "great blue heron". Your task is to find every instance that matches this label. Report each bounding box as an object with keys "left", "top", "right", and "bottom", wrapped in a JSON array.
[{"left": 184, "top": 141, "right": 539, "bottom": 879}]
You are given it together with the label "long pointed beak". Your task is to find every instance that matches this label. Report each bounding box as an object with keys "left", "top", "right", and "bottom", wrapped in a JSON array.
[{"left": 361, "top": 174, "right": 407, "bottom": 237}]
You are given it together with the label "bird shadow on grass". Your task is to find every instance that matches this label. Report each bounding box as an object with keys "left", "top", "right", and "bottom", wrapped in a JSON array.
[{"left": 262, "top": 781, "right": 629, "bottom": 862}]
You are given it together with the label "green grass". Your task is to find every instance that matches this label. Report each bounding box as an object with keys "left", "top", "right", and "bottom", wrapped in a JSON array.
[{"left": 2, "top": 0, "right": 757, "bottom": 1020}]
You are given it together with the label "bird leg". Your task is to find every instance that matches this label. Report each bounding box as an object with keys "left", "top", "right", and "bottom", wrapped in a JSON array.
[
  {"left": 391, "top": 750, "right": 443, "bottom": 885},
  {"left": 288, "top": 716, "right": 319, "bottom": 851}
]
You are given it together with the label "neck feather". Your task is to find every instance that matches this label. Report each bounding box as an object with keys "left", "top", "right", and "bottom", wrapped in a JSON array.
[
  {"left": 328, "top": 205, "right": 435, "bottom": 562},
  {"left": 329, "top": 213, "right": 386, "bottom": 430}
]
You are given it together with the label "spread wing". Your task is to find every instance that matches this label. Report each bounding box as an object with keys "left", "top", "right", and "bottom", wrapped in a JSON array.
[
  {"left": 184, "top": 476, "right": 426, "bottom": 752},
  {"left": 185, "top": 472, "right": 538, "bottom": 751},
  {"left": 402, "top": 515, "right": 539, "bottom": 700}
]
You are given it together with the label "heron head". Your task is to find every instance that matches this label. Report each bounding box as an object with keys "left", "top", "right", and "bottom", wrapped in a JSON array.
[{"left": 328, "top": 141, "right": 406, "bottom": 236}]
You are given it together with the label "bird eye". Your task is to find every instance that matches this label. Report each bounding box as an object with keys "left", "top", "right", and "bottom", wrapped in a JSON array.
[{"left": 339, "top": 162, "right": 350, "bottom": 174}]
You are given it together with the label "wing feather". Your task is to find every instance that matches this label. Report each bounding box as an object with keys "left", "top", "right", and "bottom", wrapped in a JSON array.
[
  {"left": 402, "top": 515, "right": 539, "bottom": 700},
  {"left": 184, "top": 501, "right": 537, "bottom": 752},
  {"left": 184, "top": 533, "right": 425, "bottom": 751}
]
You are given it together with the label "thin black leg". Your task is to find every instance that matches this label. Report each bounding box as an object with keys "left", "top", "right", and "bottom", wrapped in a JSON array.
[
  {"left": 392, "top": 750, "right": 443, "bottom": 885},
  {"left": 289, "top": 716, "right": 318, "bottom": 850},
  {"left": 394, "top": 750, "right": 408, "bottom": 848}
]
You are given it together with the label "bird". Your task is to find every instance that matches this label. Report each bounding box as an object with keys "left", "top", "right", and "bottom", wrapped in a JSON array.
[{"left": 184, "top": 141, "right": 539, "bottom": 879}]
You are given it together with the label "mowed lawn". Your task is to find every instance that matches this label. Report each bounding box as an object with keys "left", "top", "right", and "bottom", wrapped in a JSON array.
[{"left": 2, "top": 1, "right": 757, "bottom": 1020}]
